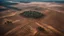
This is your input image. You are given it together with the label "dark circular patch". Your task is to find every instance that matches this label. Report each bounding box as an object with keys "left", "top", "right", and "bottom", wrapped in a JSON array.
[{"left": 20, "top": 11, "right": 45, "bottom": 19}]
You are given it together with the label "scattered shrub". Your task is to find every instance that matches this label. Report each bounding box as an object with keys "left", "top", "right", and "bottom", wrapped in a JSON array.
[
  {"left": 5, "top": 21, "right": 13, "bottom": 26},
  {"left": 37, "top": 27, "right": 45, "bottom": 32}
]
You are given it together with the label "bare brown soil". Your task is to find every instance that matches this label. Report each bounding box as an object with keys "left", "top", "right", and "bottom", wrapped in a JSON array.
[{"left": 0, "top": 2, "right": 64, "bottom": 36}]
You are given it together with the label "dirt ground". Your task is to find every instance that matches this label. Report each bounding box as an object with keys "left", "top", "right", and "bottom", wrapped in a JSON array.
[{"left": 0, "top": 2, "right": 64, "bottom": 36}]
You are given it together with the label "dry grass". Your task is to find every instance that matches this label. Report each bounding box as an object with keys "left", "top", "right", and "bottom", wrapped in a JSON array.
[{"left": 0, "top": 2, "right": 64, "bottom": 36}]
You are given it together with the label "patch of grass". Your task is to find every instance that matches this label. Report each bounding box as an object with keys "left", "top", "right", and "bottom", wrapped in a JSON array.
[{"left": 20, "top": 11, "right": 45, "bottom": 19}]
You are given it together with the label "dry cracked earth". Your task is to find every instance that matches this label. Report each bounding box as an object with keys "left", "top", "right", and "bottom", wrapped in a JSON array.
[{"left": 0, "top": 2, "right": 64, "bottom": 36}]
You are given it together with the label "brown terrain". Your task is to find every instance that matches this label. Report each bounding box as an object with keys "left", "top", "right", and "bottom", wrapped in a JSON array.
[{"left": 0, "top": 2, "right": 64, "bottom": 36}]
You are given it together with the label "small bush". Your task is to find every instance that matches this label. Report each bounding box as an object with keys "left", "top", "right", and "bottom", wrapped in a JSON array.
[
  {"left": 20, "top": 11, "right": 45, "bottom": 18},
  {"left": 37, "top": 27, "right": 45, "bottom": 32},
  {"left": 5, "top": 21, "right": 13, "bottom": 26}
]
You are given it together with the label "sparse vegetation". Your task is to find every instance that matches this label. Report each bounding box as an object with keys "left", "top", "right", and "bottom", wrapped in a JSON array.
[
  {"left": 37, "top": 27, "right": 45, "bottom": 32},
  {"left": 5, "top": 21, "right": 13, "bottom": 26},
  {"left": 20, "top": 11, "right": 45, "bottom": 18}
]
